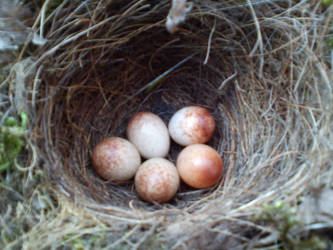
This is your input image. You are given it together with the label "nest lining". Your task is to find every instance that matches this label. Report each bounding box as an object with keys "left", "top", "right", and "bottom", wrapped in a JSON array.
[
  {"left": 43, "top": 26, "right": 237, "bottom": 208},
  {"left": 23, "top": 0, "right": 333, "bottom": 248}
]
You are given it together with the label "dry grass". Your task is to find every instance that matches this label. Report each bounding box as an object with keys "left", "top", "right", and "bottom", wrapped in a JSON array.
[{"left": 1, "top": 0, "right": 333, "bottom": 249}]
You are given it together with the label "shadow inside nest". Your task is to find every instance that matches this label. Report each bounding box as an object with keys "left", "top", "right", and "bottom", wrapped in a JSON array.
[{"left": 39, "top": 26, "right": 240, "bottom": 210}]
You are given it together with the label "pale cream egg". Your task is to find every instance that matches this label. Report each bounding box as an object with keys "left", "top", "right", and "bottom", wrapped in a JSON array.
[{"left": 127, "top": 112, "right": 170, "bottom": 159}]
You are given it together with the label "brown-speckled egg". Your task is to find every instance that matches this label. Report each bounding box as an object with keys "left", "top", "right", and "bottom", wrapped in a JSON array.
[
  {"left": 127, "top": 112, "right": 170, "bottom": 159},
  {"left": 176, "top": 144, "right": 223, "bottom": 189},
  {"left": 92, "top": 137, "right": 141, "bottom": 182},
  {"left": 135, "top": 158, "right": 180, "bottom": 203},
  {"left": 168, "top": 106, "right": 215, "bottom": 146}
]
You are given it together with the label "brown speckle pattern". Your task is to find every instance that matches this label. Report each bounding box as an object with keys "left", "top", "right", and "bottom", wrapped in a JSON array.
[
  {"left": 182, "top": 106, "right": 215, "bottom": 144},
  {"left": 92, "top": 137, "right": 141, "bottom": 182},
  {"left": 135, "top": 158, "right": 180, "bottom": 203}
]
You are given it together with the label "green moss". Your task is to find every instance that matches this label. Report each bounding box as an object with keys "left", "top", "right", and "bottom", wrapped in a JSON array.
[
  {"left": 322, "top": 0, "right": 333, "bottom": 7},
  {"left": 253, "top": 201, "right": 329, "bottom": 250},
  {"left": 62, "top": 229, "right": 109, "bottom": 250},
  {"left": 327, "top": 37, "right": 333, "bottom": 50},
  {"left": 138, "top": 234, "right": 167, "bottom": 250},
  {"left": 0, "top": 112, "right": 28, "bottom": 173}
]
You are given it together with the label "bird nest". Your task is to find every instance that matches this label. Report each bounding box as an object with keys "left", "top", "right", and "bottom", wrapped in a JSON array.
[{"left": 19, "top": 0, "right": 332, "bottom": 248}]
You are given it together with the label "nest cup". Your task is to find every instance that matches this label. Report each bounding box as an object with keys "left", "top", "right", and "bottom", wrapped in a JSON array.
[
  {"left": 50, "top": 40, "right": 232, "bottom": 207},
  {"left": 30, "top": 0, "right": 331, "bottom": 247},
  {"left": 38, "top": 0, "right": 239, "bottom": 208}
]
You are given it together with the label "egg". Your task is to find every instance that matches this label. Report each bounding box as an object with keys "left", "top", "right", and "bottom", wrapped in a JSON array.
[
  {"left": 127, "top": 112, "right": 170, "bottom": 159},
  {"left": 168, "top": 106, "right": 215, "bottom": 146},
  {"left": 92, "top": 137, "right": 141, "bottom": 182},
  {"left": 135, "top": 158, "right": 180, "bottom": 203},
  {"left": 176, "top": 144, "right": 223, "bottom": 189}
]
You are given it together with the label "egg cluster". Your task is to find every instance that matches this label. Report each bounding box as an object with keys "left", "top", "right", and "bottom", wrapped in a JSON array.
[{"left": 92, "top": 106, "right": 223, "bottom": 203}]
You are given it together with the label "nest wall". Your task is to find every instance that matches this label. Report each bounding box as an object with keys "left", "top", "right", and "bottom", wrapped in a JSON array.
[{"left": 24, "top": 0, "right": 332, "bottom": 248}]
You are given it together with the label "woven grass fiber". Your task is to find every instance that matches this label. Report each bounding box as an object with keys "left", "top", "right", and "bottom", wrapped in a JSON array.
[{"left": 3, "top": 0, "right": 333, "bottom": 249}]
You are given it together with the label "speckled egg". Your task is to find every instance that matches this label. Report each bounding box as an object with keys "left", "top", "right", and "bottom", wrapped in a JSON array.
[
  {"left": 135, "top": 158, "right": 180, "bottom": 203},
  {"left": 168, "top": 106, "right": 215, "bottom": 146},
  {"left": 92, "top": 137, "right": 141, "bottom": 182}
]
